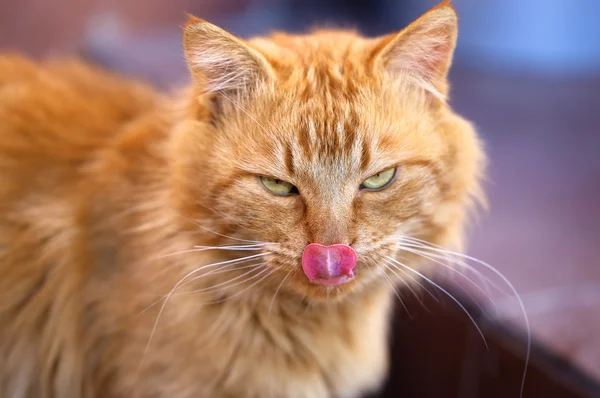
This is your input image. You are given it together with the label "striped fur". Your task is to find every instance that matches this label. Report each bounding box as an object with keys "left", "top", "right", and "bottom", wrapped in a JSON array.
[{"left": 0, "top": 2, "right": 484, "bottom": 397}]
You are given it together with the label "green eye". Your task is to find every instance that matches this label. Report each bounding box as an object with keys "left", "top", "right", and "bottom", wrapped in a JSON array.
[
  {"left": 361, "top": 167, "right": 397, "bottom": 190},
  {"left": 260, "top": 176, "right": 298, "bottom": 196}
]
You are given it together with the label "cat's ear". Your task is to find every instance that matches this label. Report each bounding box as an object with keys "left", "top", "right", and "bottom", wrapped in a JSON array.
[
  {"left": 374, "top": 1, "right": 457, "bottom": 101},
  {"left": 183, "top": 17, "right": 274, "bottom": 97}
]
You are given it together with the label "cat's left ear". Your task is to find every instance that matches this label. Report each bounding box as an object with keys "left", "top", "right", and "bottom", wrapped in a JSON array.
[
  {"left": 373, "top": 1, "right": 457, "bottom": 101},
  {"left": 183, "top": 17, "right": 275, "bottom": 97}
]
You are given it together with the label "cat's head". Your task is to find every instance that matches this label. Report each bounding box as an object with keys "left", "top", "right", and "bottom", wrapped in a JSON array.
[{"left": 172, "top": 1, "right": 485, "bottom": 302}]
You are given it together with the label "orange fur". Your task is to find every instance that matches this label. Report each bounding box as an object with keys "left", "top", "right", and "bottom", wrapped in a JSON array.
[{"left": 0, "top": 2, "right": 484, "bottom": 397}]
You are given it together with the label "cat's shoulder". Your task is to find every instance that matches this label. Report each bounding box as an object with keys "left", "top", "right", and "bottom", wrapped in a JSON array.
[
  {"left": 0, "top": 54, "right": 165, "bottom": 204},
  {"left": 0, "top": 54, "right": 159, "bottom": 118},
  {"left": 0, "top": 54, "right": 161, "bottom": 161}
]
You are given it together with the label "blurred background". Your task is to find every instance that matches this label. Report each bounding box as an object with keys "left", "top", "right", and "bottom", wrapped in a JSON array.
[{"left": 2, "top": 0, "right": 599, "bottom": 388}]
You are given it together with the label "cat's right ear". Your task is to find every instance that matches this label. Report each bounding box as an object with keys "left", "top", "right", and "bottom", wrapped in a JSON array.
[{"left": 183, "top": 17, "right": 275, "bottom": 98}]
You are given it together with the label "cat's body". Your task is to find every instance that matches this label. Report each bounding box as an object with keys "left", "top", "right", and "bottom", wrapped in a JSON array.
[
  {"left": 0, "top": 2, "right": 484, "bottom": 397},
  {"left": 0, "top": 56, "right": 391, "bottom": 398}
]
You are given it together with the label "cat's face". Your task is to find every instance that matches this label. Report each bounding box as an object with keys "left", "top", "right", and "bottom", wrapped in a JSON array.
[{"left": 176, "top": 2, "right": 484, "bottom": 301}]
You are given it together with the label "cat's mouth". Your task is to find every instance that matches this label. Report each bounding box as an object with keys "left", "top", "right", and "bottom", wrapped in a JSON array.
[
  {"left": 301, "top": 243, "right": 357, "bottom": 287},
  {"left": 266, "top": 242, "right": 386, "bottom": 300}
]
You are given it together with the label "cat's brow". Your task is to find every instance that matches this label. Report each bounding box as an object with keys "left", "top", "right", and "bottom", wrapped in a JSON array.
[
  {"left": 360, "top": 137, "right": 371, "bottom": 171},
  {"left": 284, "top": 141, "right": 295, "bottom": 175},
  {"left": 295, "top": 105, "right": 359, "bottom": 156}
]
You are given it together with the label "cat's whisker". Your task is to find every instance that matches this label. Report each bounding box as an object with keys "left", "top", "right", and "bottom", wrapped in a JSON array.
[
  {"left": 396, "top": 245, "right": 492, "bottom": 318},
  {"left": 401, "top": 245, "right": 503, "bottom": 311},
  {"left": 384, "top": 260, "right": 438, "bottom": 311},
  {"left": 395, "top": 238, "right": 512, "bottom": 297},
  {"left": 448, "top": 277, "right": 492, "bottom": 320},
  {"left": 376, "top": 264, "right": 412, "bottom": 317},
  {"left": 392, "top": 237, "right": 531, "bottom": 398},
  {"left": 193, "top": 202, "right": 261, "bottom": 235},
  {"left": 422, "top": 250, "right": 496, "bottom": 302},
  {"left": 178, "top": 254, "right": 271, "bottom": 290},
  {"left": 268, "top": 270, "right": 292, "bottom": 315},
  {"left": 194, "top": 243, "right": 269, "bottom": 248},
  {"left": 385, "top": 255, "right": 489, "bottom": 350},
  {"left": 193, "top": 245, "right": 267, "bottom": 251},
  {"left": 181, "top": 263, "right": 269, "bottom": 296},
  {"left": 158, "top": 244, "right": 268, "bottom": 259},
  {"left": 196, "top": 225, "right": 268, "bottom": 244},
  {"left": 382, "top": 258, "right": 439, "bottom": 304},
  {"left": 138, "top": 252, "right": 271, "bottom": 374},
  {"left": 365, "top": 261, "right": 411, "bottom": 315},
  {"left": 210, "top": 262, "right": 269, "bottom": 276},
  {"left": 195, "top": 246, "right": 265, "bottom": 252},
  {"left": 176, "top": 212, "right": 266, "bottom": 244},
  {"left": 140, "top": 258, "right": 266, "bottom": 314},
  {"left": 139, "top": 259, "right": 245, "bottom": 314},
  {"left": 397, "top": 245, "right": 496, "bottom": 305},
  {"left": 395, "top": 236, "right": 499, "bottom": 299},
  {"left": 209, "top": 268, "right": 277, "bottom": 305}
]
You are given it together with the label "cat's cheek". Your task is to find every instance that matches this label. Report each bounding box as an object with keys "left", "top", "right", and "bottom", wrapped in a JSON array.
[{"left": 225, "top": 189, "right": 303, "bottom": 243}]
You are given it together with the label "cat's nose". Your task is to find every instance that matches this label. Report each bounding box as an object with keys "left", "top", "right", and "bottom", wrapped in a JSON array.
[{"left": 301, "top": 243, "right": 357, "bottom": 286}]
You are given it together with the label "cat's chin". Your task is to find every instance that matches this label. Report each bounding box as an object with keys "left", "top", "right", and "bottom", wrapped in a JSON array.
[
  {"left": 308, "top": 275, "right": 353, "bottom": 286},
  {"left": 285, "top": 271, "right": 373, "bottom": 303}
]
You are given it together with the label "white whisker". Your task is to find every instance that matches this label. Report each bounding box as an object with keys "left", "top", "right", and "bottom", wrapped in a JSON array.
[
  {"left": 179, "top": 254, "right": 270, "bottom": 289},
  {"left": 196, "top": 246, "right": 264, "bottom": 252},
  {"left": 210, "top": 268, "right": 277, "bottom": 304},
  {"left": 209, "top": 262, "right": 267, "bottom": 276},
  {"left": 138, "top": 252, "right": 270, "bottom": 376},
  {"left": 392, "top": 236, "right": 531, "bottom": 397},
  {"left": 176, "top": 213, "right": 268, "bottom": 244},
  {"left": 268, "top": 271, "right": 292, "bottom": 315},
  {"left": 139, "top": 260, "right": 245, "bottom": 315},
  {"left": 378, "top": 264, "right": 412, "bottom": 316},
  {"left": 194, "top": 244, "right": 267, "bottom": 249},
  {"left": 397, "top": 245, "right": 495, "bottom": 305},
  {"left": 182, "top": 263, "right": 269, "bottom": 295},
  {"left": 193, "top": 202, "right": 262, "bottom": 235},
  {"left": 383, "top": 258, "right": 439, "bottom": 304},
  {"left": 385, "top": 255, "right": 489, "bottom": 350},
  {"left": 396, "top": 237, "right": 503, "bottom": 297},
  {"left": 158, "top": 245, "right": 267, "bottom": 259}
]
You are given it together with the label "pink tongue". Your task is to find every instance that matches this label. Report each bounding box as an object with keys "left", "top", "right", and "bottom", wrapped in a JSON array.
[{"left": 301, "top": 243, "right": 357, "bottom": 283}]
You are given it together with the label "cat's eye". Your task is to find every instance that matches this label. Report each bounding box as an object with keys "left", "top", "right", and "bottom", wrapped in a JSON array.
[
  {"left": 260, "top": 176, "right": 298, "bottom": 196},
  {"left": 360, "top": 167, "right": 397, "bottom": 191}
]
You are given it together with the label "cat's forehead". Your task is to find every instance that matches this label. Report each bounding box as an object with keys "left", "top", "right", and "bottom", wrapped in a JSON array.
[
  {"left": 250, "top": 29, "right": 378, "bottom": 90},
  {"left": 265, "top": 99, "right": 397, "bottom": 186},
  {"left": 235, "top": 31, "right": 432, "bottom": 182},
  {"left": 250, "top": 29, "right": 373, "bottom": 64}
]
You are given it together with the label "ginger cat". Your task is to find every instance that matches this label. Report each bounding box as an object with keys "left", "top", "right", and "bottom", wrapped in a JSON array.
[{"left": 0, "top": 1, "right": 484, "bottom": 397}]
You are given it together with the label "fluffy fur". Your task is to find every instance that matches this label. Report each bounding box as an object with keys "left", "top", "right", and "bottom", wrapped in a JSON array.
[{"left": 0, "top": 2, "right": 484, "bottom": 397}]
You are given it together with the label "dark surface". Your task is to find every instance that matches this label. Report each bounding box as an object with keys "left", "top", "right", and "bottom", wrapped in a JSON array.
[{"left": 371, "top": 286, "right": 600, "bottom": 398}]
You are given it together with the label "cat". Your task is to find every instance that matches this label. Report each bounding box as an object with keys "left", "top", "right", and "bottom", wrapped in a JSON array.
[{"left": 0, "top": 1, "right": 485, "bottom": 397}]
